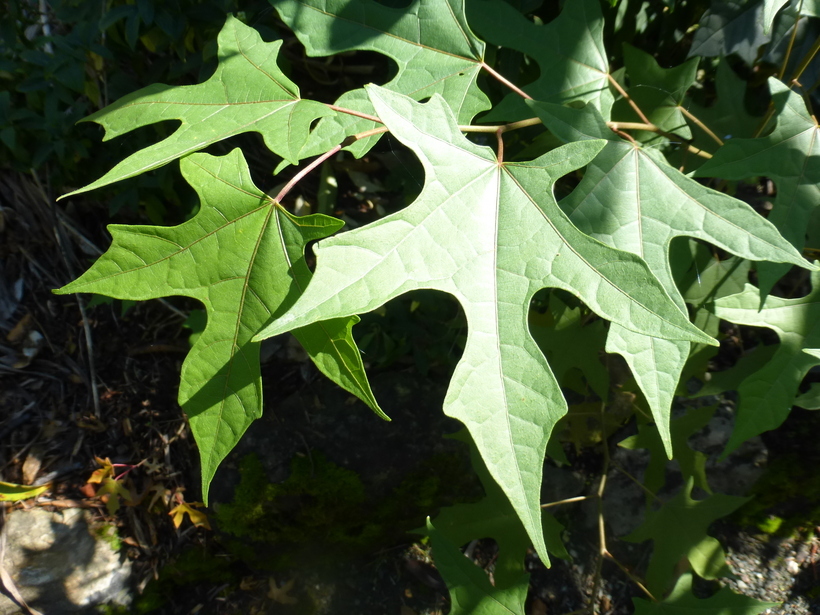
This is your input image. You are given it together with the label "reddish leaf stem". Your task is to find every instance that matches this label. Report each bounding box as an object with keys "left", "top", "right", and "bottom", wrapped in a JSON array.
[
  {"left": 275, "top": 144, "right": 342, "bottom": 203},
  {"left": 481, "top": 61, "right": 533, "bottom": 100}
]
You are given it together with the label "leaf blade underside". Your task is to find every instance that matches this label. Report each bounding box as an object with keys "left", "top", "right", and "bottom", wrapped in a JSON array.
[{"left": 256, "top": 86, "right": 716, "bottom": 562}]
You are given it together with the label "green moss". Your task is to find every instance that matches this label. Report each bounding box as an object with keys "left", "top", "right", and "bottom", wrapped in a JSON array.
[
  {"left": 133, "top": 546, "right": 237, "bottom": 614},
  {"left": 92, "top": 523, "right": 122, "bottom": 552},
  {"left": 733, "top": 452, "right": 820, "bottom": 537},
  {"left": 215, "top": 449, "right": 482, "bottom": 570}
]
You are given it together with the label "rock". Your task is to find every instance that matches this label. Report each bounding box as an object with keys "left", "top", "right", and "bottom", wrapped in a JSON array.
[{"left": 0, "top": 508, "right": 132, "bottom": 614}]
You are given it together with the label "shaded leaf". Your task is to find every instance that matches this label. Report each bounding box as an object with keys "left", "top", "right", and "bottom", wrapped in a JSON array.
[
  {"left": 633, "top": 572, "right": 779, "bottom": 614},
  {"left": 468, "top": 0, "right": 612, "bottom": 121},
  {"left": 688, "top": 0, "right": 769, "bottom": 65},
  {"left": 711, "top": 272, "right": 820, "bottom": 454},
  {"left": 624, "top": 478, "right": 749, "bottom": 596},
  {"left": 426, "top": 518, "right": 527, "bottom": 615},
  {"left": 619, "top": 405, "right": 716, "bottom": 497},
  {"left": 430, "top": 430, "right": 566, "bottom": 592},
  {"left": 56, "top": 149, "right": 382, "bottom": 503},
  {"left": 257, "top": 86, "right": 717, "bottom": 562},
  {"left": 532, "top": 100, "right": 809, "bottom": 456},
  {"left": 273, "top": 0, "right": 488, "bottom": 159},
  {"left": 696, "top": 78, "right": 820, "bottom": 295},
  {"left": 615, "top": 44, "right": 698, "bottom": 140}
]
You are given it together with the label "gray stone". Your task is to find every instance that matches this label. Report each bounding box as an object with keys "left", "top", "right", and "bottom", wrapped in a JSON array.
[{"left": 0, "top": 508, "right": 131, "bottom": 614}]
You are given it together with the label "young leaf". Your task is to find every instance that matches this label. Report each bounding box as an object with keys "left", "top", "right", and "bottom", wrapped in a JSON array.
[
  {"left": 696, "top": 78, "right": 820, "bottom": 295},
  {"left": 65, "top": 16, "right": 330, "bottom": 197},
  {"left": 426, "top": 518, "right": 527, "bottom": 615},
  {"left": 56, "top": 149, "right": 382, "bottom": 503},
  {"left": 468, "top": 0, "right": 612, "bottom": 121},
  {"left": 633, "top": 572, "right": 779, "bottom": 615},
  {"left": 624, "top": 478, "right": 749, "bottom": 596},
  {"left": 256, "top": 86, "right": 717, "bottom": 563},
  {"left": 531, "top": 100, "right": 810, "bottom": 456},
  {"left": 273, "top": 0, "right": 488, "bottom": 159},
  {"left": 711, "top": 272, "right": 820, "bottom": 455}
]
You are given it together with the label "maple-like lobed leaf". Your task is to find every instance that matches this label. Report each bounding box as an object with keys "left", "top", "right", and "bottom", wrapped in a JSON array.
[
  {"left": 468, "top": 0, "right": 612, "bottom": 122},
  {"left": 712, "top": 272, "right": 820, "bottom": 455},
  {"left": 65, "top": 16, "right": 331, "bottom": 197},
  {"left": 697, "top": 77, "right": 820, "bottom": 296},
  {"left": 633, "top": 572, "right": 779, "bottom": 615},
  {"left": 532, "top": 99, "right": 812, "bottom": 456},
  {"left": 426, "top": 518, "right": 527, "bottom": 615},
  {"left": 273, "top": 0, "right": 489, "bottom": 159},
  {"left": 257, "top": 86, "right": 717, "bottom": 563},
  {"left": 624, "top": 478, "right": 748, "bottom": 596},
  {"left": 56, "top": 149, "right": 382, "bottom": 503}
]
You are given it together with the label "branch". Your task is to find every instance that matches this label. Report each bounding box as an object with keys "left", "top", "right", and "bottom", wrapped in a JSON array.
[
  {"left": 275, "top": 145, "right": 342, "bottom": 203},
  {"left": 481, "top": 61, "right": 533, "bottom": 100},
  {"left": 679, "top": 106, "right": 724, "bottom": 147}
]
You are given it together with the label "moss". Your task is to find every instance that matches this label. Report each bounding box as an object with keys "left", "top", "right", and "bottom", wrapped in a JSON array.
[
  {"left": 733, "top": 452, "right": 820, "bottom": 537},
  {"left": 91, "top": 523, "right": 122, "bottom": 552},
  {"left": 215, "top": 449, "right": 482, "bottom": 570},
  {"left": 133, "top": 546, "right": 237, "bottom": 614}
]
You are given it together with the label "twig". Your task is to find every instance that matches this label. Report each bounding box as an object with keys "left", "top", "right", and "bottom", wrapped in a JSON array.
[
  {"left": 541, "top": 495, "right": 590, "bottom": 509},
  {"left": 607, "top": 73, "right": 652, "bottom": 125},
  {"left": 792, "top": 34, "right": 820, "bottom": 83},
  {"left": 327, "top": 105, "right": 382, "bottom": 124},
  {"left": 275, "top": 145, "right": 343, "bottom": 204},
  {"left": 679, "top": 106, "right": 724, "bottom": 147},
  {"left": 481, "top": 61, "right": 533, "bottom": 100},
  {"left": 30, "top": 169, "right": 101, "bottom": 417},
  {"left": 779, "top": 0, "right": 803, "bottom": 80},
  {"left": 603, "top": 550, "right": 658, "bottom": 602}
]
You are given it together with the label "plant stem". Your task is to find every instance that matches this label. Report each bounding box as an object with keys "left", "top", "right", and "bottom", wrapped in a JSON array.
[
  {"left": 541, "top": 495, "right": 590, "bottom": 509},
  {"left": 608, "top": 121, "right": 656, "bottom": 132},
  {"left": 481, "top": 61, "right": 533, "bottom": 100},
  {"left": 779, "top": 0, "right": 804, "bottom": 80},
  {"left": 791, "top": 33, "right": 820, "bottom": 83},
  {"left": 275, "top": 145, "right": 342, "bottom": 203},
  {"left": 679, "top": 106, "right": 724, "bottom": 146},
  {"left": 607, "top": 73, "right": 652, "bottom": 125},
  {"left": 328, "top": 104, "right": 382, "bottom": 123},
  {"left": 603, "top": 551, "right": 658, "bottom": 602}
]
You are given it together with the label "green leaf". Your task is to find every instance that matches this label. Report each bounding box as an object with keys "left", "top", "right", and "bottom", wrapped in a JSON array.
[
  {"left": 688, "top": 0, "right": 769, "bottom": 65},
  {"left": 273, "top": 0, "right": 489, "bottom": 159},
  {"left": 426, "top": 518, "right": 527, "bottom": 615},
  {"left": 529, "top": 294, "right": 609, "bottom": 399},
  {"left": 794, "top": 377, "right": 820, "bottom": 409},
  {"left": 55, "top": 149, "right": 382, "bottom": 503},
  {"left": 468, "top": 0, "right": 613, "bottom": 121},
  {"left": 615, "top": 44, "right": 698, "bottom": 140},
  {"left": 66, "top": 16, "right": 331, "bottom": 197},
  {"left": 763, "top": 0, "right": 791, "bottom": 34},
  {"left": 532, "top": 100, "right": 809, "bottom": 456},
  {"left": 0, "top": 481, "right": 48, "bottom": 502},
  {"left": 619, "top": 405, "right": 716, "bottom": 497},
  {"left": 624, "top": 478, "right": 749, "bottom": 596},
  {"left": 711, "top": 272, "right": 820, "bottom": 455},
  {"left": 256, "top": 86, "right": 717, "bottom": 562},
  {"left": 431, "top": 430, "right": 566, "bottom": 591},
  {"left": 682, "top": 59, "right": 759, "bottom": 165},
  {"left": 633, "top": 572, "right": 780, "bottom": 615},
  {"left": 697, "top": 78, "right": 820, "bottom": 295}
]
